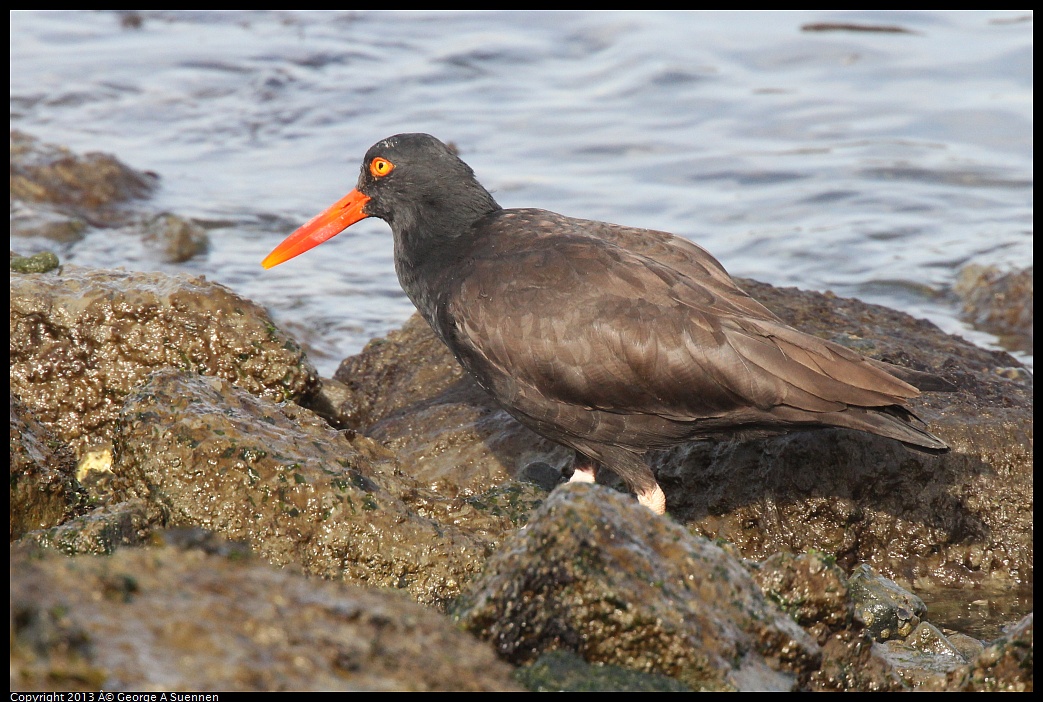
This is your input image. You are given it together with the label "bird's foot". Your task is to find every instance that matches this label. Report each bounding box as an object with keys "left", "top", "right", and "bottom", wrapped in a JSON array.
[
  {"left": 569, "top": 463, "right": 597, "bottom": 483},
  {"left": 637, "top": 484, "right": 667, "bottom": 515}
]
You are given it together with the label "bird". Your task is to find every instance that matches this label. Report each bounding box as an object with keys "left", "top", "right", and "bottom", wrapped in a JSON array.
[{"left": 263, "top": 133, "right": 952, "bottom": 515}]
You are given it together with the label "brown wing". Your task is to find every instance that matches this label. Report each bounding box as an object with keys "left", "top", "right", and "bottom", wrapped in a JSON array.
[
  {"left": 573, "top": 214, "right": 785, "bottom": 326},
  {"left": 440, "top": 210, "right": 920, "bottom": 426}
]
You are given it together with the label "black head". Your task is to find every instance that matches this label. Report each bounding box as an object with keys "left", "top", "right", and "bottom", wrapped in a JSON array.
[
  {"left": 356, "top": 133, "right": 500, "bottom": 230},
  {"left": 262, "top": 133, "right": 500, "bottom": 270}
]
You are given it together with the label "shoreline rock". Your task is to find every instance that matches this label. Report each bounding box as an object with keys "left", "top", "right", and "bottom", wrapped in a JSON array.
[{"left": 10, "top": 134, "right": 1032, "bottom": 691}]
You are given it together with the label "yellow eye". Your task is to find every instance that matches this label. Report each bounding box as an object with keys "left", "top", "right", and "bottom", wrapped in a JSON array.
[{"left": 370, "top": 157, "right": 394, "bottom": 178}]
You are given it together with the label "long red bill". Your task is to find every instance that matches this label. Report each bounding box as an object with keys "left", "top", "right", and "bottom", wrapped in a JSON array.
[{"left": 262, "top": 189, "right": 372, "bottom": 269}]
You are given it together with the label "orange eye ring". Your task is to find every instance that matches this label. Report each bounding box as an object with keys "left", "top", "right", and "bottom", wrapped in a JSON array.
[{"left": 369, "top": 157, "right": 394, "bottom": 178}]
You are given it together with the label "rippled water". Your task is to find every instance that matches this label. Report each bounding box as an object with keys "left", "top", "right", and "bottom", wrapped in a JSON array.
[{"left": 10, "top": 10, "right": 1033, "bottom": 376}]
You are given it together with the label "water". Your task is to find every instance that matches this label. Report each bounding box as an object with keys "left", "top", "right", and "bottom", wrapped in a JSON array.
[
  {"left": 919, "top": 585, "right": 1034, "bottom": 642},
  {"left": 10, "top": 10, "right": 1033, "bottom": 377}
]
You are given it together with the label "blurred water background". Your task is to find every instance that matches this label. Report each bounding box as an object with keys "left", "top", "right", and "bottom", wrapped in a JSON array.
[{"left": 10, "top": 10, "right": 1033, "bottom": 377}]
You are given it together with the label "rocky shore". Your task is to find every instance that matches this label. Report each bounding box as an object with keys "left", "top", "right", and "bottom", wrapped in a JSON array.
[{"left": 10, "top": 132, "right": 1033, "bottom": 691}]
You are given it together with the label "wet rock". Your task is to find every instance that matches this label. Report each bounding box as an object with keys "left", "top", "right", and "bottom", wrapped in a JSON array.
[
  {"left": 947, "top": 612, "right": 1033, "bottom": 692},
  {"left": 7, "top": 230, "right": 1029, "bottom": 692},
  {"left": 10, "top": 250, "right": 61, "bottom": 273},
  {"left": 10, "top": 394, "right": 86, "bottom": 539},
  {"left": 517, "top": 460, "right": 566, "bottom": 491},
  {"left": 10, "top": 201, "right": 88, "bottom": 243},
  {"left": 954, "top": 264, "right": 1033, "bottom": 354},
  {"left": 332, "top": 313, "right": 467, "bottom": 430},
  {"left": 750, "top": 550, "right": 854, "bottom": 644},
  {"left": 946, "top": 629, "right": 987, "bottom": 660},
  {"left": 300, "top": 375, "right": 355, "bottom": 428},
  {"left": 141, "top": 212, "right": 210, "bottom": 263},
  {"left": 515, "top": 649, "right": 691, "bottom": 692},
  {"left": 110, "top": 369, "right": 510, "bottom": 609},
  {"left": 456, "top": 483, "right": 821, "bottom": 691},
  {"left": 10, "top": 263, "right": 320, "bottom": 458},
  {"left": 748, "top": 552, "right": 995, "bottom": 691},
  {"left": 117, "top": 10, "right": 144, "bottom": 30},
  {"left": 904, "top": 621, "right": 972, "bottom": 660},
  {"left": 878, "top": 621, "right": 971, "bottom": 690},
  {"left": 807, "top": 629, "right": 906, "bottom": 692},
  {"left": 26, "top": 498, "right": 158, "bottom": 556},
  {"left": 10, "top": 135, "right": 213, "bottom": 265},
  {"left": 10, "top": 130, "right": 156, "bottom": 226},
  {"left": 848, "top": 563, "right": 927, "bottom": 641},
  {"left": 9, "top": 543, "right": 519, "bottom": 692}
]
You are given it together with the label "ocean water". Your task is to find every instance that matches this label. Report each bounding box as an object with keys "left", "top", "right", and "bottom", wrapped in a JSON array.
[{"left": 10, "top": 10, "right": 1033, "bottom": 376}]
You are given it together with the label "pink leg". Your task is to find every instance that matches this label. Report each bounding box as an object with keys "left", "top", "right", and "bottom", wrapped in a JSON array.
[
  {"left": 569, "top": 453, "right": 597, "bottom": 483},
  {"left": 569, "top": 452, "right": 667, "bottom": 515},
  {"left": 637, "top": 484, "right": 667, "bottom": 515}
]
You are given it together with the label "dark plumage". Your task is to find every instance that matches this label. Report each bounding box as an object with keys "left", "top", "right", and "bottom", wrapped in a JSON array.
[{"left": 264, "top": 133, "right": 953, "bottom": 514}]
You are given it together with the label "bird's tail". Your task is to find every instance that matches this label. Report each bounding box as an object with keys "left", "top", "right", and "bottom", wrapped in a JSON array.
[
  {"left": 826, "top": 405, "right": 949, "bottom": 452},
  {"left": 864, "top": 359, "right": 957, "bottom": 393}
]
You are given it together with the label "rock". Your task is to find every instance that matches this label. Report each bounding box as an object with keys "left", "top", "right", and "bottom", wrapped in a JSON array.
[
  {"left": 27, "top": 499, "right": 157, "bottom": 556},
  {"left": 878, "top": 621, "right": 971, "bottom": 690},
  {"left": 9, "top": 394, "right": 85, "bottom": 539},
  {"left": 750, "top": 550, "right": 854, "bottom": 644},
  {"left": 456, "top": 483, "right": 821, "bottom": 691},
  {"left": 141, "top": 212, "right": 209, "bottom": 263},
  {"left": 9, "top": 201, "right": 87, "bottom": 243},
  {"left": 945, "top": 630, "right": 987, "bottom": 660},
  {"left": 111, "top": 369, "right": 520, "bottom": 609},
  {"left": 808, "top": 629, "right": 906, "bottom": 692},
  {"left": 9, "top": 542, "right": 519, "bottom": 692},
  {"left": 10, "top": 133, "right": 1031, "bottom": 693},
  {"left": 947, "top": 613, "right": 1033, "bottom": 692},
  {"left": 9, "top": 251, "right": 60, "bottom": 273},
  {"left": 848, "top": 563, "right": 927, "bottom": 641},
  {"left": 10, "top": 130, "right": 156, "bottom": 227},
  {"left": 10, "top": 264, "right": 320, "bottom": 458},
  {"left": 514, "top": 649, "right": 691, "bottom": 692},
  {"left": 954, "top": 264, "right": 1032, "bottom": 353}
]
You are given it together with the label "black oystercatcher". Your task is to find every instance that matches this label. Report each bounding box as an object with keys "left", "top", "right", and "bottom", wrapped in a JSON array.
[{"left": 263, "top": 133, "right": 952, "bottom": 515}]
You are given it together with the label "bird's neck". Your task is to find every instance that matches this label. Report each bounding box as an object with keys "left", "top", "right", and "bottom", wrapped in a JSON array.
[{"left": 391, "top": 188, "right": 501, "bottom": 324}]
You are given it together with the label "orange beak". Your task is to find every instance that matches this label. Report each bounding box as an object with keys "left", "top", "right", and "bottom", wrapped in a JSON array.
[{"left": 262, "top": 189, "right": 372, "bottom": 269}]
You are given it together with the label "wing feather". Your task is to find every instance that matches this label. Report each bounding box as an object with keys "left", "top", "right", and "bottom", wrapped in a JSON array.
[{"left": 441, "top": 210, "right": 925, "bottom": 433}]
